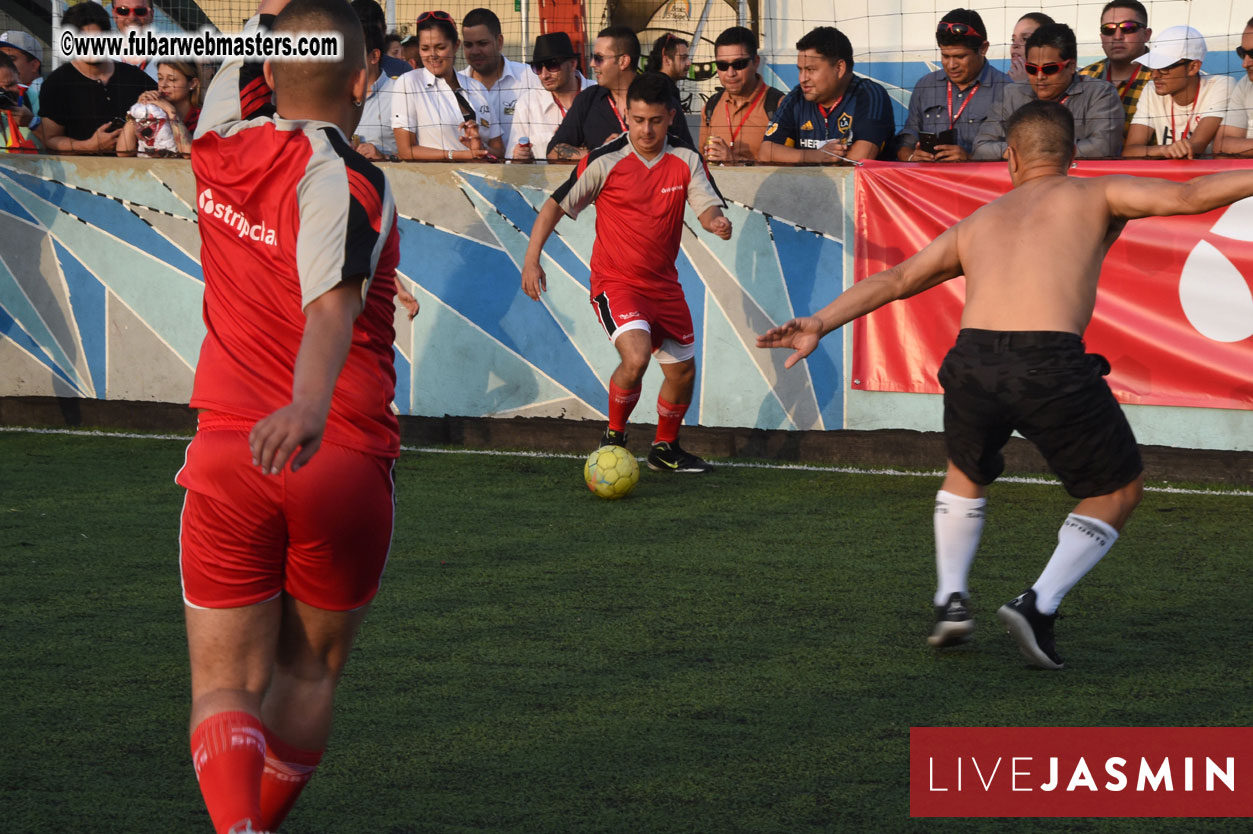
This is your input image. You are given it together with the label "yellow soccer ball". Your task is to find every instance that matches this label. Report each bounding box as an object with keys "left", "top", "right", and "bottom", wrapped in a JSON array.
[{"left": 583, "top": 445, "right": 640, "bottom": 499}]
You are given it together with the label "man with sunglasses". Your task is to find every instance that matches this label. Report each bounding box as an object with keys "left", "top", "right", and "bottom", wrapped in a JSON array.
[
  {"left": 896, "top": 9, "right": 1010, "bottom": 163},
  {"left": 698, "top": 26, "right": 784, "bottom": 164},
  {"left": 757, "top": 25, "right": 894, "bottom": 164},
  {"left": 548, "top": 25, "right": 695, "bottom": 161},
  {"left": 1124, "top": 26, "right": 1232, "bottom": 159},
  {"left": 461, "top": 8, "right": 538, "bottom": 148},
  {"left": 508, "top": 31, "right": 592, "bottom": 160},
  {"left": 972, "top": 23, "right": 1123, "bottom": 160},
  {"left": 1216, "top": 18, "right": 1253, "bottom": 156},
  {"left": 110, "top": 0, "right": 159, "bottom": 81},
  {"left": 1078, "top": 0, "right": 1153, "bottom": 135},
  {"left": 760, "top": 98, "right": 1253, "bottom": 670}
]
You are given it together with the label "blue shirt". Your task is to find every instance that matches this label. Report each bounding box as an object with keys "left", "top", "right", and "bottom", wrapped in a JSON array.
[
  {"left": 763, "top": 75, "right": 894, "bottom": 157},
  {"left": 897, "top": 61, "right": 1011, "bottom": 153}
]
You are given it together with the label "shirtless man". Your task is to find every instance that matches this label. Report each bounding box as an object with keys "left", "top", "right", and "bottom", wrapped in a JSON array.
[{"left": 758, "top": 99, "right": 1253, "bottom": 670}]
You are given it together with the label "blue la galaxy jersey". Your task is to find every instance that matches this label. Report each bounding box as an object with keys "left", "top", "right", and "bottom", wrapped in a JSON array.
[{"left": 762, "top": 74, "right": 894, "bottom": 157}]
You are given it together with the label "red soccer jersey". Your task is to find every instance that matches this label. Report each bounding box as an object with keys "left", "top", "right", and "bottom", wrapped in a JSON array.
[
  {"left": 190, "top": 18, "right": 401, "bottom": 458},
  {"left": 553, "top": 134, "right": 723, "bottom": 296}
]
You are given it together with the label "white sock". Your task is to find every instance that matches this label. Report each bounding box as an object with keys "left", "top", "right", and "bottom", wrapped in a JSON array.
[
  {"left": 1032, "top": 513, "right": 1120, "bottom": 615},
  {"left": 933, "top": 490, "right": 986, "bottom": 605}
]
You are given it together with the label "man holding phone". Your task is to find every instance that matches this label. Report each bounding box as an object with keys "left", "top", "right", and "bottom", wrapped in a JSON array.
[
  {"left": 897, "top": 8, "right": 1010, "bottom": 162},
  {"left": 39, "top": 1, "right": 156, "bottom": 153}
]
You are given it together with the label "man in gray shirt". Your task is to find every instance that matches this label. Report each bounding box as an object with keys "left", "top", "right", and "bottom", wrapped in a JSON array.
[
  {"left": 897, "top": 8, "right": 1011, "bottom": 161},
  {"left": 973, "top": 23, "right": 1124, "bottom": 160}
]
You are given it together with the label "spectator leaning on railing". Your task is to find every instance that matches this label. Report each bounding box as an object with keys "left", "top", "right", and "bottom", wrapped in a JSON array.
[
  {"left": 1216, "top": 18, "right": 1253, "bottom": 156},
  {"left": 39, "top": 1, "right": 157, "bottom": 154},
  {"left": 972, "top": 23, "right": 1123, "bottom": 160},
  {"left": 461, "top": 6, "right": 540, "bottom": 145},
  {"left": 0, "top": 30, "right": 43, "bottom": 127},
  {"left": 1078, "top": 0, "right": 1154, "bottom": 137},
  {"left": 1123, "top": 26, "right": 1232, "bottom": 159},
  {"left": 507, "top": 32, "right": 593, "bottom": 161},
  {"left": 698, "top": 26, "right": 784, "bottom": 165},
  {"left": 0, "top": 52, "right": 38, "bottom": 152},
  {"left": 896, "top": 8, "right": 1011, "bottom": 163},
  {"left": 349, "top": 18, "right": 398, "bottom": 160},
  {"left": 117, "top": 59, "right": 203, "bottom": 156}
]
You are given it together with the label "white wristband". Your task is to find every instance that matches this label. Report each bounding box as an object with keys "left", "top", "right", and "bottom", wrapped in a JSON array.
[{"left": 446, "top": 149, "right": 453, "bottom": 161}]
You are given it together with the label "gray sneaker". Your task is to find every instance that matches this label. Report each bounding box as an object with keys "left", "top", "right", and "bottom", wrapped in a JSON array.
[{"left": 928, "top": 592, "right": 974, "bottom": 648}]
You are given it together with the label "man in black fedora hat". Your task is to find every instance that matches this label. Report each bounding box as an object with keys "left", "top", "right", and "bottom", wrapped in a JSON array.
[{"left": 508, "top": 31, "right": 593, "bottom": 159}]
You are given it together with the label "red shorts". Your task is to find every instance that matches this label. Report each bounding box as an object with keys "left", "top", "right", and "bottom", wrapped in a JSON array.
[
  {"left": 176, "top": 428, "right": 395, "bottom": 611},
  {"left": 591, "top": 284, "right": 695, "bottom": 362}
]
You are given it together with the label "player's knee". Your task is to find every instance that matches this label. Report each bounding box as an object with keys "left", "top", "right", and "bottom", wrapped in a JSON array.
[{"left": 666, "top": 360, "right": 695, "bottom": 386}]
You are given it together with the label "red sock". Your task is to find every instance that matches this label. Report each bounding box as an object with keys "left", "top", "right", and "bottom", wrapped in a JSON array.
[
  {"left": 190, "top": 711, "right": 266, "bottom": 834},
  {"left": 608, "top": 381, "right": 641, "bottom": 432},
  {"left": 654, "top": 397, "right": 689, "bottom": 444},
  {"left": 259, "top": 726, "right": 324, "bottom": 831}
]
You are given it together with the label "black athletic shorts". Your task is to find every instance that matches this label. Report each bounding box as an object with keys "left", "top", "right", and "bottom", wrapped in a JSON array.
[{"left": 937, "top": 329, "right": 1143, "bottom": 499}]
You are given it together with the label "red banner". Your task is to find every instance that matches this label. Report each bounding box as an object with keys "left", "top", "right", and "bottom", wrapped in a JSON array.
[
  {"left": 911, "top": 727, "right": 1253, "bottom": 817},
  {"left": 852, "top": 160, "right": 1253, "bottom": 410}
]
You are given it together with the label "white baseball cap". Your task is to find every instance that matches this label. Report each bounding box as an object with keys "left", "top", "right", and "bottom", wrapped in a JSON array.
[
  {"left": 0, "top": 30, "right": 42, "bottom": 64},
  {"left": 1134, "top": 25, "right": 1207, "bottom": 69}
]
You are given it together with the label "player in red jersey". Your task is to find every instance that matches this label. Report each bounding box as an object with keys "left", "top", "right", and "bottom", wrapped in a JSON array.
[
  {"left": 521, "top": 72, "right": 732, "bottom": 473},
  {"left": 176, "top": 1, "right": 410, "bottom": 831}
]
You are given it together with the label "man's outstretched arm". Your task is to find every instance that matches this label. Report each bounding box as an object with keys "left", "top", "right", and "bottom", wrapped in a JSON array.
[
  {"left": 1105, "top": 169, "right": 1253, "bottom": 220},
  {"left": 757, "top": 224, "right": 963, "bottom": 368}
]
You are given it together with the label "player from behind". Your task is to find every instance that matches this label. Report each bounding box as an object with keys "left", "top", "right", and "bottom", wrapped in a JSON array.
[
  {"left": 177, "top": 0, "right": 407, "bottom": 831},
  {"left": 759, "top": 100, "right": 1253, "bottom": 669},
  {"left": 521, "top": 72, "right": 732, "bottom": 473}
]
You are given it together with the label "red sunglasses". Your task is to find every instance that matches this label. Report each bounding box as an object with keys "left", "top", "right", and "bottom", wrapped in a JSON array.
[
  {"left": 114, "top": 5, "right": 151, "bottom": 15},
  {"left": 937, "top": 22, "right": 983, "bottom": 40},
  {"left": 417, "top": 10, "right": 453, "bottom": 24},
  {"left": 1024, "top": 61, "right": 1069, "bottom": 76}
]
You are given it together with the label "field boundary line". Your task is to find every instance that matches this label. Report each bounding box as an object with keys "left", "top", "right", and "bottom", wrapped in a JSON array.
[{"left": 4, "top": 425, "right": 1250, "bottom": 497}]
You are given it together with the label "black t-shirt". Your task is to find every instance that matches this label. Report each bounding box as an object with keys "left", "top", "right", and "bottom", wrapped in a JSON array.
[
  {"left": 547, "top": 83, "right": 695, "bottom": 155},
  {"left": 39, "top": 61, "right": 157, "bottom": 140}
]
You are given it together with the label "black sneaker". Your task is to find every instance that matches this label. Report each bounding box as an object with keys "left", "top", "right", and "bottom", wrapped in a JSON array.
[
  {"left": 996, "top": 589, "right": 1064, "bottom": 670},
  {"left": 927, "top": 592, "right": 974, "bottom": 648},
  {"left": 601, "top": 427, "right": 628, "bottom": 448},
  {"left": 646, "top": 441, "right": 712, "bottom": 473}
]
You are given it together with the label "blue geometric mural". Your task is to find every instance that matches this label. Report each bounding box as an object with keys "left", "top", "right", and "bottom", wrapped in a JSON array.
[{"left": 0, "top": 156, "right": 848, "bottom": 430}]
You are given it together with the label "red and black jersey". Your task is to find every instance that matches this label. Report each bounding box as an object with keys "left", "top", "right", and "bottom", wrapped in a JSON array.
[
  {"left": 190, "top": 14, "right": 401, "bottom": 458},
  {"left": 553, "top": 134, "right": 723, "bottom": 296}
]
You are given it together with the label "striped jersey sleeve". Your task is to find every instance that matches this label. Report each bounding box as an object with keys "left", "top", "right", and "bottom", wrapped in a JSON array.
[
  {"left": 674, "top": 145, "right": 725, "bottom": 216},
  {"left": 195, "top": 14, "right": 274, "bottom": 139}
]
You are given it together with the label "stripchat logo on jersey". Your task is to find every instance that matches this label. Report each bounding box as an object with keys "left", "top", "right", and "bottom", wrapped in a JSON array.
[{"left": 197, "top": 189, "right": 278, "bottom": 247}]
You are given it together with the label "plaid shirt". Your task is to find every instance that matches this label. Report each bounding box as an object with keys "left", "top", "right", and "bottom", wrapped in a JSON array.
[{"left": 1078, "top": 58, "right": 1152, "bottom": 136}]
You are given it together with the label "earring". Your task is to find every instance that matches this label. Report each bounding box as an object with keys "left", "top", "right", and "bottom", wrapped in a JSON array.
[{"left": 353, "top": 99, "right": 364, "bottom": 107}]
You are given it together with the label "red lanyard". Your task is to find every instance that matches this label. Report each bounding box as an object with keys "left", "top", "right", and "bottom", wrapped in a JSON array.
[
  {"left": 817, "top": 93, "right": 845, "bottom": 140},
  {"left": 1169, "top": 96, "right": 1197, "bottom": 143},
  {"left": 552, "top": 93, "right": 568, "bottom": 120},
  {"left": 724, "top": 83, "right": 768, "bottom": 146},
  {"left": 607, "top": 95, "right": 627, "bottom": 132},
  {"left": 1107, "top": 62, "right": 1147, "bottom": 100},
  {"left": 946, "top": 80, "right": 979, "bottom": 129}
]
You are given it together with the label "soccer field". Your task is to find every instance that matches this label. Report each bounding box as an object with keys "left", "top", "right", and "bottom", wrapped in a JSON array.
[{"left": 1, "top": 429, "right": 1250, "bottom": 833}]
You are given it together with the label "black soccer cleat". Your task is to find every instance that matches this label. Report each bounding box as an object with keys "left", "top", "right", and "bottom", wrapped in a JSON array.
[
  {"left": 600, "top": 427, "right": 628, "bottom": 448},
  {"left": 646, "top": 441, "right": 712, "bottom": 473},
  {"left": 928, "top": 592, "right": 974, "bottom": 648},
  {"left": 997, "top": 589, "right": 1065, "bottom": 670}
]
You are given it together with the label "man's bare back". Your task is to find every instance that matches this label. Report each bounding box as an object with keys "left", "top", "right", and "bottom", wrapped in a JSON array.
[{"left": 956, "top": 174, "right": 1125, "bottom": 335}]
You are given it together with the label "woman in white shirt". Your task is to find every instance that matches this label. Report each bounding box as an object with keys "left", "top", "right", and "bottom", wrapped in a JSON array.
[{"left": 392, "top": 10, "right": 503, "bottom": 161}]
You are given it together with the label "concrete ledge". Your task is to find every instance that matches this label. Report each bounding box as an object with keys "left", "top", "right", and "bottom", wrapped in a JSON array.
[{"left": 4, "top": 396, "right": 1250, "bottom": 487}]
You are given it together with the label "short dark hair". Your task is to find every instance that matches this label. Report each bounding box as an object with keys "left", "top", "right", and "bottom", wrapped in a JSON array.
[
  {"left": 1025, "top": 22, "right": 1077, "bottom": 63},
  {"left": 598, "top": 25, "right": 641, "bottom": 68},
  {"left": 62, "top": 1, "right": 111, "bottom": 31},
  {"left": 627, "top": 71, "right": 674, "bottom": 107},
  {"left": 1018, "top": 12, "right": 1055, "bottom": 28},
  {"left": 1007, "top": 99, "right": 1075, "bottom": 162},
  {"left": 796, "top": 26, "right": 854, "bottom": 70},
  {"left": 350, "top": 0, "right": 386, "bottom": 39},
  {"left": 645, "top": 32, "right": 687, "bottom": 73},
  {"left": 1100, "top": 1, "right": 1148, "bottom": 25},
  {"left": 937, "top": 8, "right": 986, "bottom": 50},
  {"left": 384, "top": 32, "right": 401, "bottom": 48},
  {"left": 462, "top": 7, "right": 502, "bottom": 37},
  {"left": 363, "top": 20, "right": 384, "bottom": 55},
  {"left": 714, "top": 25, "right": 758, "bottom": 58},
  {"left": 417, "top": 12, "right": 459, "bottom": 45}
]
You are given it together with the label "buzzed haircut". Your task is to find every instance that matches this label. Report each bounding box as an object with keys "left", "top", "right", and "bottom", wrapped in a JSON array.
[
  {"left": 598, "top": 25, "right": 641, "bottom": 68},
  {"left": 462, "top": 8, "right": 502, "bottom": 37},
  {"left": 1019, "top": 12, "right": 1055, "bottom": 27},
  {"left": 937, "top": 8, "right": 987, "bottom": 50},
  {"left": 796, "top": 26, "right": 855, "bottom": 70},
  {"left": 645, "top": 32, "right": 688, "bottom": 74},
  {"left": 715, "top": 25, "right": 758, "bottom": 57},
  {"left": 62, "top": 1, "right": 111, "bottom": 30},
  {"left": 271, "top": 0, "right": 365, "bottom": 100},
  {"left": 1025, "top": 22, "right": 1077, "bottom": 63},
  {"left": 1100, "top": 0, "right": 1148, "bottom": 25},
  {"left": 1006, "top": 99, "right": 1075, "bottom": 163},
  {"left": 627, "top": 71, "right": 673, "bottom": 107}
]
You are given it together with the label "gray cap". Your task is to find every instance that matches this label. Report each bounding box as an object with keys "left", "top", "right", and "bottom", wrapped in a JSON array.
[{"left": 0, "top": 30, "right": 42, "bottom": 64}]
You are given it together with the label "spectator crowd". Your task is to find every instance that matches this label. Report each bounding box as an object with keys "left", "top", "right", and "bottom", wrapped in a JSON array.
[{"left": 4, "top": 1, "right": 1253, "bottom": 162}]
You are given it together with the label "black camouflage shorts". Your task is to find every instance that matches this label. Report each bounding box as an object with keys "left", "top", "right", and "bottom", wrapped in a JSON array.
[{"left": 937, "top": 329, "right": 1143, "bottom": 499}]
